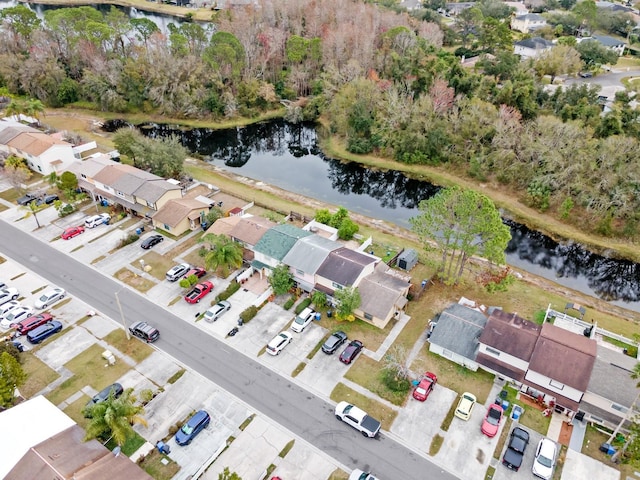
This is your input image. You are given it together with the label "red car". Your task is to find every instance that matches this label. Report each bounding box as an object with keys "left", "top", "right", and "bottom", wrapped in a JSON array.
[
  {"left": 61, "top": 225, "right": 85, "bottom": 240},
  {"left": 481, "top": 403, "right": 504, "bottom": 438},
  {"left": 12, "top": 313, "right": 53, "bottom": 335},
  {"left": 184, "top": 267, "right": 207, "bottom": 279},
  {"left": 412, "top": 372, "right": 437, "bottom": 401},
  {"left": 184, "top": 281, "right": 214, "bottom": 304},
  {"left": 339, "top": 340, "right": 363, "bottom": 365}
]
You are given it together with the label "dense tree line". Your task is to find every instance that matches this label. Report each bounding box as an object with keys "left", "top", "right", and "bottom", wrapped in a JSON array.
[{"left": 1, "top": 0, "right": 639, "bottom": 236}]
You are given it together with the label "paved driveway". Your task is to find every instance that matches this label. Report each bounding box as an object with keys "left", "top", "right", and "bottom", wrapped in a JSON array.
[{"left": 492, "top": 425, "right": 545, "bottom": 480}]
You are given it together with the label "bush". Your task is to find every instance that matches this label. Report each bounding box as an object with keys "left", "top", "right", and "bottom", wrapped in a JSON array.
[
  {"left": 294, "top": 297, "right": 312, "bottom": 314},
  {"left": 283, "top": 297, "right": 295, "bottom": 310},
  {"left": 117, "top": 233, "right": 139, "bottom": 249},
  {"left": 381, "top": 368, "right": 411, "bottom": 393},
  {"left": 57, "top": 203, "right": 75, "bottom": 217},
  {"left": 217, "top": 281, "right": 241, "bottom": 302},
  {"left": 239, "top": 305, "right": 259, "bottom": 323},
  {"left": 311, "top": 291, "right": 327, "bottom": 309}
]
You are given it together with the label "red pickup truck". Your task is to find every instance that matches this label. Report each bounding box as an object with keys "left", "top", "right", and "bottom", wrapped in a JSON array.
[{"left": 184, "top": 281, "right": 214, "bottom": 304}]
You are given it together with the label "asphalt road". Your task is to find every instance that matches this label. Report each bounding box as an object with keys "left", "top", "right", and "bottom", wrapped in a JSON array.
[{"left": 0, "top": 219, "right": 459, "bottom": 480}]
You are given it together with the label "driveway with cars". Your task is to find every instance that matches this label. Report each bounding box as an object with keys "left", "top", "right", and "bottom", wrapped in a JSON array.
[{"left": 492, "top": 424, "right": 546, "bottom": 480}]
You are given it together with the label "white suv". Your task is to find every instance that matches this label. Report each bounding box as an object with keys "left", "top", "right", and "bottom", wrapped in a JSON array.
[
  {"left": 266, "top": 331, "right": 292, "bottom": 355},
  {"left": 291, "top": 307, "right": 315, "bottom": 333},
  {"left": 85, "top": 213, "right": 111, "bottom": 228}
]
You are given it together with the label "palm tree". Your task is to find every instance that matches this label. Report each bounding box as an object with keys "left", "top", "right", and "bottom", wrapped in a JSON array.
[
  {"left": 200, "top": 233, "right": 243, "bottom": 278},
  {"left": 84, "top": 388, "right": 147, "bottom": 446},
  {"left": 20, "top": 200, "right": 43, "bottom": 228}
]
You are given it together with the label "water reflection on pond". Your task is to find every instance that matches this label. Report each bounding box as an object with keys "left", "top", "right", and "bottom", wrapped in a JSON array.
[{"left": 104, "top": 119, "right": 640, "bottom": 311}]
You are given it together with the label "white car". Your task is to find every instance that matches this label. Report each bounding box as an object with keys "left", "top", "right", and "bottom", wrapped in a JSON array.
[
  {"left": 290, "top": 306, "right": 315, "bottom": 333},
  {"left": 1, "top": 306, "right": 34, "bottom": 329},
  {"left": 532, "top": 438, "right": 557, "bottom": 479},
  {"left": 0, "top": 287, "right": 19, "bottom": 306},
  {"left": 454, "top": 392, "right": 477, "bottom": 421},
  {"left": 0, "top": 301, "right": 20, "bottom": 318},
  {"left": 34, "top": 287, "right": 66, "bottom": 309},
  {"left": 165, "top": 263, "right": 190, "bottom": 282},
  {"left": 204, "top": 301, "right": 231, "bottom": 323},
  {"left": 266, "top": 331, "right": 293, "bottom": 355},
  {"left": 349, "top": 470, "right": 378, "bottom": 480},
  {"left": 84, "top": 213, "right": 111, "bottom": 228}
]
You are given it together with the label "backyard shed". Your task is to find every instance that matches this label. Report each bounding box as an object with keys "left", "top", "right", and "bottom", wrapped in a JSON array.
[{"left": 397, "top": 249, "right": 418, "bottom": 271}]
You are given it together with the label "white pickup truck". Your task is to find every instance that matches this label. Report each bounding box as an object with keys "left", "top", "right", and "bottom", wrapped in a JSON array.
[{"left": 335, "top": 401, "right": 381, "bottom": 438}]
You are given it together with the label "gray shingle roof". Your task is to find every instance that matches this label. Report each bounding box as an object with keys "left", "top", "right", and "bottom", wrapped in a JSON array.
[
  {"left": 515, "top": 37, "right": 554, "bottom": 49},
  {"left": 282, "top": 235, "right": 342, "bottom": 275},
  {"left": 253, "top": 224, "right": 312, "bottom": 261},
  {"left": 587, "top": 346, "right": 639, "bottom": 408},
  {"left": 429, "top": 303, "right": 488, "bottom": 360},
  {"left": 591, "top": 34, "right": 624, "bottom": 47},
  {"left": 358, "top": 264, "right": 410, "bottom": 319},
  {"left": 133, "top": 179, "right": 181, "bottom": 203}
]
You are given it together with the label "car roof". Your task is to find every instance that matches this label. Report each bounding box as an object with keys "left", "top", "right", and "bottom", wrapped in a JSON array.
[{"left": 189, "top": 410, "right": 209, "bottom": 423}]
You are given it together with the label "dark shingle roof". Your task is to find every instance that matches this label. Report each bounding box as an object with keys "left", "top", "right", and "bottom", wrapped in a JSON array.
[
  {"left": 316, "top": 247, "right": 377, "bottom": 286},
  {"left": 528, "top": 323, "right": 597, "bottom": 391},
  {"left": 478, "top": 310, "right": 541, "bottom": 361}
]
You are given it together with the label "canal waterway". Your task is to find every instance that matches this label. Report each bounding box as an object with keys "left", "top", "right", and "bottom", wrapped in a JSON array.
[{"left": 104, "top": 119, "right": 640, "bottom": 313}]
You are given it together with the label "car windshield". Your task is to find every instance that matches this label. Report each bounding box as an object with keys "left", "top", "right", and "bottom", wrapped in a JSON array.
[
  {"left": 537, "top": 454, "right": 553, "bottom": 468},
  {"left": 181, "top": 424, "right": 194, "bottom": 435},
  {"left": 487, "top": 408, "right": 501, "bottom": 424},
  {"left": 295, "top": 317, "right": 305, "bottom": 324},
  {"left": 39, "top": 294, "right": 50, "bottom": 301},
  {"left": 416, "top": 387, "right": 427, "bottom": 395}
]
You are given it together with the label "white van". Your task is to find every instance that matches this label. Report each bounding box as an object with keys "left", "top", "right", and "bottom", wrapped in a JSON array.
[{"left": 85, "top": 213, "right": 111, "bottom": 228}]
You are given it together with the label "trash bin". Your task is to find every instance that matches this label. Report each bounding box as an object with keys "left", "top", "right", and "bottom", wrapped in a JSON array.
[
  {"left": 135, "top": 228, "right": 142, "bottom": 235},
  {"left": 101, "top": 200, "right": 108, "bottom": 207},
  {"left": 326, "top": 310, "right": 333, "bottom": 318},
  {"left": 315, "top": 312, "right": 321, "bottom": 321},
  {"left": 600, "top": 443, "right": 616, "bottom": 455},
  {"left": 512, "top": 405, "right": 523, "bottom": 420}
]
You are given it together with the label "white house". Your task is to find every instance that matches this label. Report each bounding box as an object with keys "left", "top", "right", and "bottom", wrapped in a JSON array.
[
  {"left": 514, "top": 37, "right": 555, "bottom": 59},
  {"left": 580, "top": 35, "right": 626, "bottom": 56},
  {"left": 511, "top": 13, "right": 548, "bottom": 33}
]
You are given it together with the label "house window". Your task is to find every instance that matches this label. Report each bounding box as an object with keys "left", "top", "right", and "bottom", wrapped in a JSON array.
[
  {"left": 296, "top": 269, "right": 304, "bottom": 275},
  {"left": 37, "top": 165, "right": 42, "bottom": 172},
  {"left": 364, "top": 313, "right": 373, "bottom": 320},
  {"left": 332, "top": 282, "right": 343, "bottom": 290},
  {"left": 549, "top": 379, "right": 565, "bottom": 390},
  {"left": 163, "top": 224, "right": 171, "bottom": 230},
  {"left": 611, "top": 403, "right": 628, "bottom": 413},
  {"left": 486, "top": 347, "right": 501, "bottom": 357}
]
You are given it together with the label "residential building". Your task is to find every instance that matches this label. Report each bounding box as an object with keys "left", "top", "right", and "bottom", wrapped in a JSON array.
[
  {"left": 476, "top": 309, "right": 541, "bottom": 383},
  {"left": 0, "top": 120, "right": 90, "bottom": 175},
  {"left": 581, "top": 346, "right": 640, "bottom": 429},
  {"left": 354, "top": 263, "right": 411, "bottom": 329},
  {"left": 445, "top": 2, "right": 476, "bottom": 15},
  {"left": 428, "top": 302, "right": 489, "bottom": 371},
  {"left": 1, "top": 396, "right": 152, "bottom": 480},
  {"left": 252, "top": 224, "right": 312, "bottom": 272},
  {"left": 315, "top": 247, "right": 377, "bottom": 298},
  {"left": 152, "top": 197, "right": 211, "bottom": 235},
  {"left": 68, "top": 157, "right": 182, "bottom": 216},
  {"left": 282, "top": 234, "right": 342, "bottom": 292},
  {"left": 580, "top": 35, "right": 626, "bottom": 56},
  {"left": 514, "top": 37, "right": 554, "bottom": 59},
  {"left": 511, "top": 13, "right": 547, "bottom": 33}
]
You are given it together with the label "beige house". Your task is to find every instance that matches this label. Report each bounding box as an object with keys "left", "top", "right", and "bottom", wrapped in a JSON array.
[
  {"left": 354, "top": 263, "right": 411, "bottom": 328},
  {"left": 152, "top": 197, "right": 211, "bottom": 235},
  {"left": 68, "top": 156, "right": 182, "bottom": 216}
]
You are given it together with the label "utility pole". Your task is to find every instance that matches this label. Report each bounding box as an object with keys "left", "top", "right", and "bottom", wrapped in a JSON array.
[{"left": 114, "top": 290, "right": 131, "bottom": 340}]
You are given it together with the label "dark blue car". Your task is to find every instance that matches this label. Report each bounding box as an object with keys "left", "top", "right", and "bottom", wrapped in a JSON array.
[
  {"left": 27, "top": 320, "right": 63, "bottom": 344},
  {"left": 175, "top": 410, "right": 210, "bottom": 446}
]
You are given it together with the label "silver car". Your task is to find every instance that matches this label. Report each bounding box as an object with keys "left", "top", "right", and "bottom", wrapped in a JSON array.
[
  {"left": 35, "top": 287, "right": 66, "bottom": 309},
  {"left": 166, "top": 263, "right": 190, "bottom": 282},
  {"left": 204, "top": 301, "right": 231, "bottom": 323}
]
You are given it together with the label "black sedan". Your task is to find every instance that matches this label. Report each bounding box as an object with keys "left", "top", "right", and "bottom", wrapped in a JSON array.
[
  {"left": 141, "top": 234, "right": 164, "bottom": 249},
  {"left": 339, "top": 339, "right": 364, "bottom": 364}
]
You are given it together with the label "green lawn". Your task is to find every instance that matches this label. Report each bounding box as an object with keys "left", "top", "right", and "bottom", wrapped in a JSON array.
[
  {"left": 20, "top": 353, "right": 60, "bottom": 398},
  {"left": 344, "top": 355, "right": 409, "bottom": 406},
  {"left": 103, "top": 329, "right": 154, "bottom": 363},
  {"left": 45, "top": 344, "right": 130, "bottom": 406}
]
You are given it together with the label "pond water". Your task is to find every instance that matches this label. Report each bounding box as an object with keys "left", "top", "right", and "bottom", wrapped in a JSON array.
[
  {"left": 103, "top": 118, "right": 640, "bottom": 312},
  {"left": 0, "top": 0, "right": 194, "bottom": 33}
]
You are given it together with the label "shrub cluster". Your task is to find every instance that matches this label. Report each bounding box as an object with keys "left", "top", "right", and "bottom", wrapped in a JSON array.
[
  {"left": 239, "top": 305, "right": 259, "bottom": 323},
  {"left": 294, "top": 298, "right": 312, "bottom": 314},
  {"left": 217, "top": 281, "right": 241, "bottom": 302},
  {"left": 117, "top": 233, "right": 139, "bottom": 249},
  {"left": 283, "top": 297, "right": 295, "bottom": 310}
]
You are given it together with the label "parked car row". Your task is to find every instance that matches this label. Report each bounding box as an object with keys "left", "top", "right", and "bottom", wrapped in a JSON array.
[{"left": 16, "top": 192, "right": 58, "bottom": 206}]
